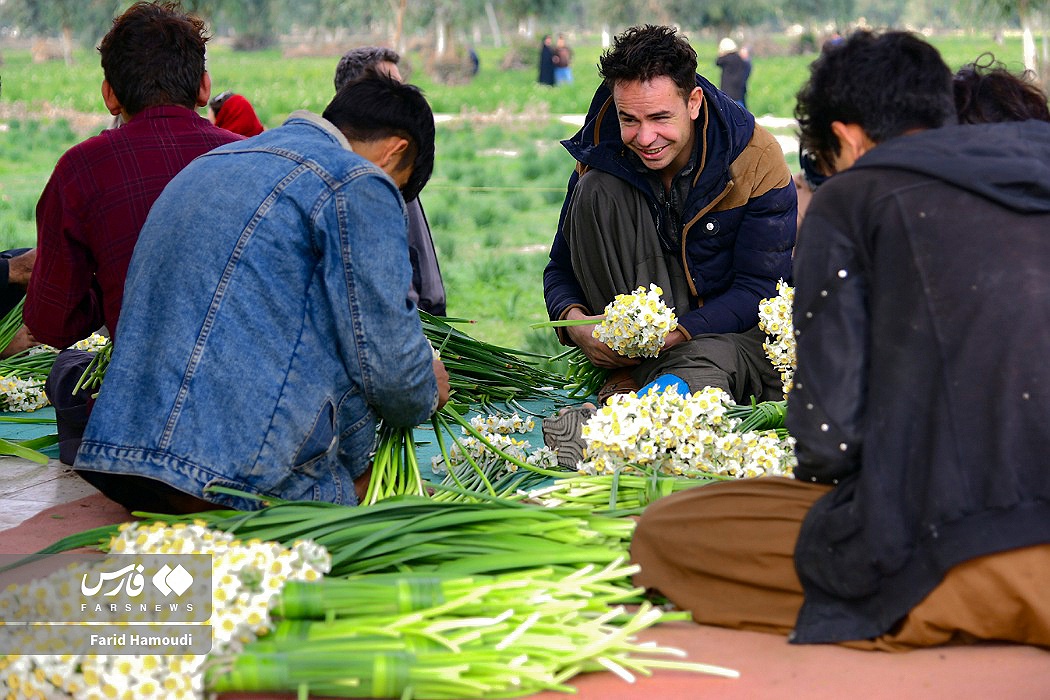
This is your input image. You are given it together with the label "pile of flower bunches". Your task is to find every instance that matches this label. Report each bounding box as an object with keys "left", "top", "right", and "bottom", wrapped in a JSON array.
[
  {"left": 0, "top": 334, "right": 112, "bottom": 412},
  {"left": 431, "top": 412, "right": 558, "bottom": 477},
  {"left": 0, "top": 522, "right": 330, "bottom": 699},
  {"left": 758, "top": 280, "right": 795, "bottom": 395},
  {"left": 593, "top": 284, "right": 677, "bottom": 358},
  {"left": 578, "top": 385, "right": 796, "bottom": 479}
]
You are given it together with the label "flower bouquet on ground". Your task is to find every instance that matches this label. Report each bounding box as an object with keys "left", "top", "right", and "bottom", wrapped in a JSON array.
[{"left": 576, "top": 384, "right": 796, "bottom": 479}]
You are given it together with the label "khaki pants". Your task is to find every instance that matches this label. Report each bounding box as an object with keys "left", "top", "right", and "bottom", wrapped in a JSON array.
[
  {"left": 631, "top": 477, "right": 1050, "bottom": 650},
  {"left": 565, "top": 169, "right": 782, "bottom": 403}
]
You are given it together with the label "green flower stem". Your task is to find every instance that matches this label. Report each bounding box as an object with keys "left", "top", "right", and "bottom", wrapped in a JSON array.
[
  {"left": 529, "top": 317, "right": 604, "bottom": 330},
  {"left": 439, "top": 405, "right": 564, "bottom": 479}
]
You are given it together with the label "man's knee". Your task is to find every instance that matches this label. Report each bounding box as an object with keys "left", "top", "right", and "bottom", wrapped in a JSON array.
[{"left": 46, "top": 349, "right": 97, "bottom": 465}]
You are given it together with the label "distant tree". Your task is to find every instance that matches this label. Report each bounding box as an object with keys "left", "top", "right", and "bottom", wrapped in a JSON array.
[
  {"left": 976, "top": 0, "right": 1049, "bottom": 77},
  {"left": 668, "top": 0, "right": 778, "bottom": 34},
  {"left": 203, "top": 0, "right": 279, "bottom": 50},
  {"left": 780, "top": 0, "right": 856, "bottom": 27},
  {"left": 0, "top": 0, "right": 120, "bottom": 61}
]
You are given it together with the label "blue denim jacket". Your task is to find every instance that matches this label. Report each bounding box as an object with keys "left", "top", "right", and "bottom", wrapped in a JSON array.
[{"left": 76, "top": 111, "right": 438, "bottom": 510}]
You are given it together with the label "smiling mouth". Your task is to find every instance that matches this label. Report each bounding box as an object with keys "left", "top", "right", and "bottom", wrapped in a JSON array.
[{"left": 639, "top": 145, "right": 666, "bottom": 159}]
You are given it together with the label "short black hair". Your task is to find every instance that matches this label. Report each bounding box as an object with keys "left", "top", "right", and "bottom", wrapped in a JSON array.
[
  {"left": 323, "top": 75, "right": 435, "bottom": 203},
  {"left": 795, "top": 30, "right": 955, "bottom": 173},
  {"left": 333, "top": 46, "right": 400, "bottom": 92},
  {"left": 98, "top": 1, "right": 209, "bottom": 115},
  {"left": 954, "top": 53, "right": 1050, "bottom": 124},
  {"left": 599, "top": 25, "right": 697, "bottom": 98}
]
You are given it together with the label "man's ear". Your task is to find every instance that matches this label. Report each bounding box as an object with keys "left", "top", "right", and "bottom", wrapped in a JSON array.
[
  {"left": 378, "top": 136, "right": 410, "bottom": 170},
  {"left": 687, "top": 86, "right": 703, "bottom": 121},
  {"left": 830, "top": 121, "right": 874, "bottom": 170},
  {"left": 196, "top": 72, "right": 212, "bottom": 108},
  {"left": 101, "top": 80, "right": 123, "bottom": 116}
]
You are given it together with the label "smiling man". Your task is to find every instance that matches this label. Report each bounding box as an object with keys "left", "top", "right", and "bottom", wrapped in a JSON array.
[{"left": 543, "top": 25, "right": 796, "bottom": 406}]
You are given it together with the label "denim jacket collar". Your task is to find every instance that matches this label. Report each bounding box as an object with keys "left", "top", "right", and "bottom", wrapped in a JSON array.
[{"left": 285, "top": 110, "right": 355, "bottom": 153}]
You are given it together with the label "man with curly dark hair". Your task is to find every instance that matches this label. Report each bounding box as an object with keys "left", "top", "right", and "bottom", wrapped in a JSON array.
[
  {"left": 543, "top": 25, "right": 796, "bottom": 415},
  {"left": 26, "top": 1, "right": 243, "bottom": 467},
  {"left": 633, "top": 29, "right": 1050, "bottom": 650},
  {"left": 953, "top": 53, "right": 1050, "bottom": 124}
]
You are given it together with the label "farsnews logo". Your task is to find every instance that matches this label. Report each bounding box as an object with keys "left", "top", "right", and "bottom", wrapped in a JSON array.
[
  {"left": 151, "top": 564, "right": 194, "bottom": 597},
  {"left": 80, "top": 562, "right": 194, "bottom": 598}
]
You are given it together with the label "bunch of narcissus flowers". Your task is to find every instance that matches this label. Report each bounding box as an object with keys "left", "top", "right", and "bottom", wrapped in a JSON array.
[
  {"left": 593, "top": 284, "right": 677, "bottom": 358},
  {"left": 0, "top": 334, "right": 113, "bottom": 412},
  {"left": 758, "top": 280, "right": 795, "bottom": 394},
  {"left": 0, "top": 375, "right": 47, "bottom": 412},
  {"left": 0, "top": 522, "right": 329, "bottom": 700},
  {"left": 579, "top": 385, "right": 796, "bottom": 479},
  {"left": 69, "top": 333, "right": 110, "bottom": 353},
  {"left": 431, "top": 412, "right": 558, "bottom": 478}
]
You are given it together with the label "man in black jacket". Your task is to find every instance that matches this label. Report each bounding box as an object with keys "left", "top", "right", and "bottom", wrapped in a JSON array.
[{"left": 632, "top": 30, "right": 1050, "bottom": 649}]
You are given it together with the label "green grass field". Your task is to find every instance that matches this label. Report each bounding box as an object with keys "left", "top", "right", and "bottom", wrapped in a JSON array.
[{"left": 0, "top": 32, "right": 1027, "bottom": 348}]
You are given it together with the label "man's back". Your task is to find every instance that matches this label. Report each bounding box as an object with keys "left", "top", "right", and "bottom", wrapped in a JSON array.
[
  {"left": 78, "top": 110, "right": 439, "bottom": 510},
  {"left": 26, "top": 106, "right": 240, "bottom": 347},
  {"left": 788, "top": 120, "right": 1050, "bottom": 640}
]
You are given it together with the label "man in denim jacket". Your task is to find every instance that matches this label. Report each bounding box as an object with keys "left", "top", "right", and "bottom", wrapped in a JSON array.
[{"left": 75, "top": 77, "right": 450, "bottom": 513}]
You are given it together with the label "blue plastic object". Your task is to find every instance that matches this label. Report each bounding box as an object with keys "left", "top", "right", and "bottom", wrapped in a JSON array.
[{"left": 637, "top": 373, "right": 690, "bottom": 396}]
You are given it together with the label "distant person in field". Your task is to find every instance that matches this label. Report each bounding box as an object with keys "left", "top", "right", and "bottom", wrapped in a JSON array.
[
  {"left": 208, "top": 90, "right": 265, "bottom": 137},
  {"left": 538, "top": 34, "right": 556, "bottom": 86},
  {"left": 26, "top": 0, "right": 242, "bottom": 465},
  {"left": 333, "top": 46, "right": 447, "bottom": 316},
  {"left": 633, "top": 29, "right": 1050, "bottom": 652},
  {"left": 715, "top": 37, "right": 751, "bottom": 109},
  {"left": 553, "top": 34, "right": 574, "bottom": 85}
]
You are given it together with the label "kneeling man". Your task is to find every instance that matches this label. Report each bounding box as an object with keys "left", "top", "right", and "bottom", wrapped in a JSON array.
[{"left": 75, "top": 77, "right": 449, "bottom": 513}]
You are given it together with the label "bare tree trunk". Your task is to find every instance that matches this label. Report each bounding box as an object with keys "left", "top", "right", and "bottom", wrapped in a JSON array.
[
  {"left": 61, "top": 25, "right": 74, "bottom": 66},
  {"left": 485, "top": 2, "right": 502, "bottom": 48},
  {"left": 1021, "top": 0, "right": 1039, "bottom": 77},
  {"left": 392, "top": 0, "right": 406, "bottom": 53},
  {"left": 1023, "top": 25, "right": 1038, "bottom": 75},
  {"left": 435, "top": 4, "right": 448, "bottom": 57}
]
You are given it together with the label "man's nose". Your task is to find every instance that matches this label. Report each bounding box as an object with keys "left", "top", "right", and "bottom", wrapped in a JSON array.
[{"left": 636, "top": 121, "right": 658, "bottom": 146}]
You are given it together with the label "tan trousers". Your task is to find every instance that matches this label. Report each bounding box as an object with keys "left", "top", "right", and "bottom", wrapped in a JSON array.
[{"left": 630, "top": 477, "right": 1050, "bottom": 650}]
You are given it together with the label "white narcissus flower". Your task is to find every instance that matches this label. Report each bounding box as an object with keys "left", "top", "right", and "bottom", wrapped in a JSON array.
[
  {"left": 593, "top": 284, "right": 677, "bottom": 358},
  {"left": 577, "top": 385, "right": 796, "bottom": 479},
  {"left": 70, "top": 333, "right": 110, "bottom": 353},
  {"left": 758, "top": 280, "right": 796, "bottom": 395},
  {"left": 0, "top": 375, "right": 49, "bottom": 412}
]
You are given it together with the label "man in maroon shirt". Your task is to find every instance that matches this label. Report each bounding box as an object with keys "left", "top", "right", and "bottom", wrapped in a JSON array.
[{"left": 26, "top": 1, "right": 242, "bottom": 465}]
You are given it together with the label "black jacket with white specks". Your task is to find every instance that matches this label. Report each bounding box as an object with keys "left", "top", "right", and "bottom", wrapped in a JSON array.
[{"left": 787, "top": 120, "right": 1050, "bottom": 644}]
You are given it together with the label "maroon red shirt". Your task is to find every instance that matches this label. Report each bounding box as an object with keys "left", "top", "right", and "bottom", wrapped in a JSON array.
[{"left": 25, "top": 105, "right": 243, "bottom": 348}]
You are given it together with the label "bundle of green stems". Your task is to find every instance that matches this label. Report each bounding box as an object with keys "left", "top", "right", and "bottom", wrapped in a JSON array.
[{"left": 207, "top": 560, "right": 738, "bottom": 697}]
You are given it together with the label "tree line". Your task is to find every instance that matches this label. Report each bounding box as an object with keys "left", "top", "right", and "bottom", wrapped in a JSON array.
[{"left": 0, "top": 0, "right": 1045, "bottom": 76}]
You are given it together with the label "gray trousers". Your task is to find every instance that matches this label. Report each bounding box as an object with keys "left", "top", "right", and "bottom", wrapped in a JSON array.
[{"left": 565, "top": 170, "right": 782, "bottom": 403}]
